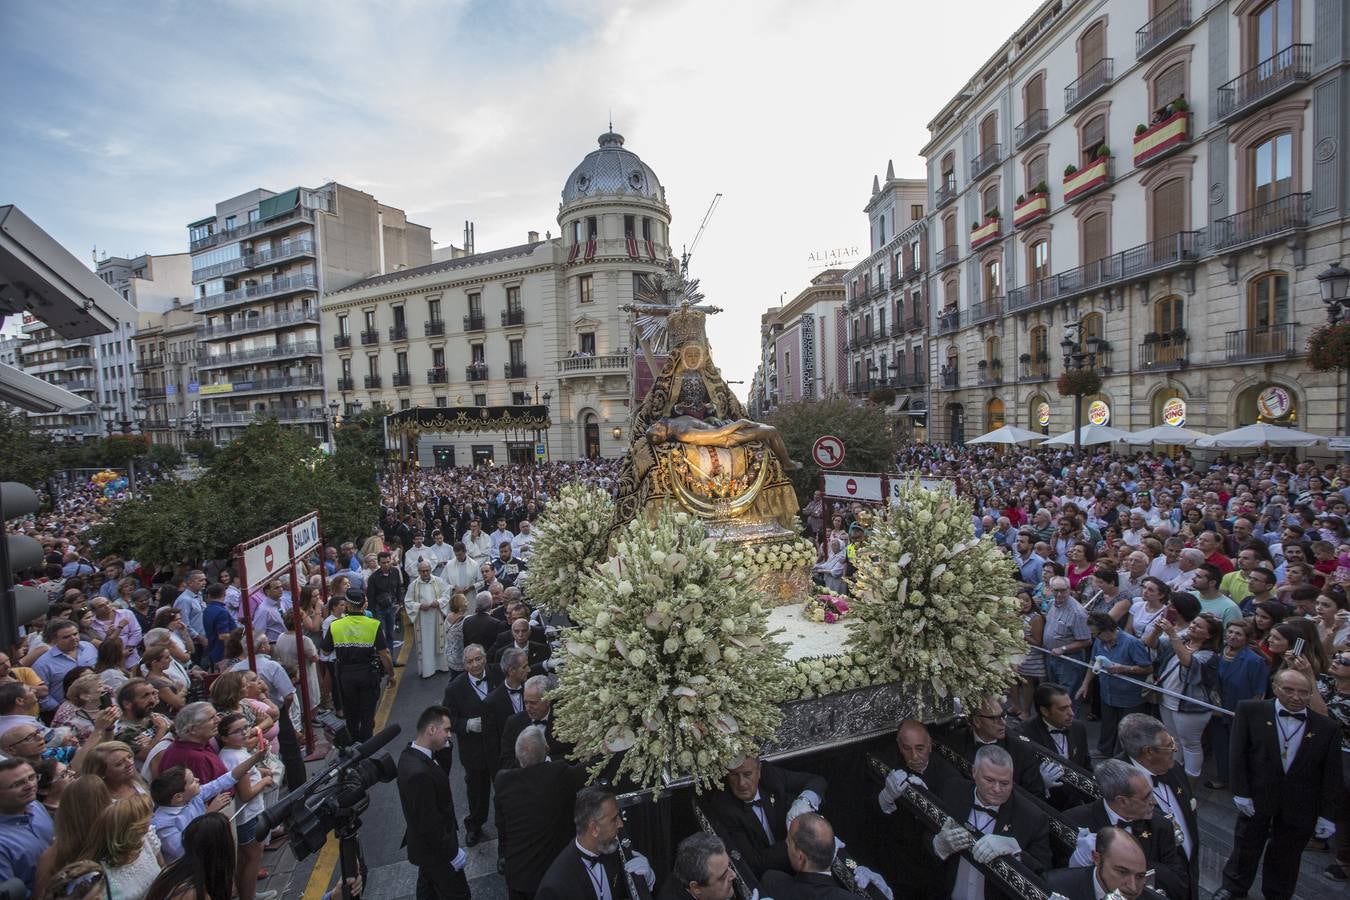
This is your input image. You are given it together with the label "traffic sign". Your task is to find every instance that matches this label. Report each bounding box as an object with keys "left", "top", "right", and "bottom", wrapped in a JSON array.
[
  {"left": 811, "top": 434, "right": 846, "bottom": 469},
  {"left": 823, "top": 472, "right": 882, "bottom": 501}
]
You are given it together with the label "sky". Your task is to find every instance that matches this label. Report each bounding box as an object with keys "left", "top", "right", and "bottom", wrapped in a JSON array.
[{"left": 0, "top": 0, "right": 1041, "bottom": 397}]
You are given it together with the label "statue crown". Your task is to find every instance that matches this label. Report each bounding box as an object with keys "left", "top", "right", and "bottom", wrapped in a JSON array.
[{"left": 667, "top": 302, "right": 707, "bottom": 348}]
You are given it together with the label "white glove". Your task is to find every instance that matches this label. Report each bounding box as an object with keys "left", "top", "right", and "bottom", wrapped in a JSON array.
[
  {"left": 932, "top": 821, "right": 975, "bottom": 860},
  {"left": 466, "top": 717, "right": 482, "bottom": 733},
  {"left": 1315, "top": 817, "right": 1336, "bottom": 840},
  {"left": 833, "top": 836, "right": 845, "bottom": 857},
  {"left": 854, "top": 864, "right": 893, "bottom": 900},
  {"left": 785, "top": 790, "right": 820, "bottom": 826},
  {"left": 1068, "top": 827, "right": 1096, "bottom": 867},
  {"left": 1039, "top": 759, "right": 1064, "bottom": 790},
  {"left": 624, "top": 852, "right": 656, "bottom": 889},
  {"left": 971, "top": 833, "right": 1021, "bottom": 863},
  {"left": 450, "top": 847, "right": 467, "bottom": 871},
  {"left": 543, "top": 658, "right": 559, "bottom": 672},
  {"left": 1233, "top": 796, "right": 1255, "bottom": 817},
  {"left": 878, "top": 769, "right": 924, "bottom": 814}
]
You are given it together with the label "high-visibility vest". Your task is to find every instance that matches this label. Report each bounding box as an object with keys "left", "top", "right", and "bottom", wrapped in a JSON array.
[{"left": 329, "top": 614, "right": 382, "bottom": 670}]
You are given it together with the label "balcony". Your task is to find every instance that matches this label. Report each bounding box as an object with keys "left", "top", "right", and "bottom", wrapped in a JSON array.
[
  {"left": 1138, "top": 336, "right": 1189, "bottom": 371},
  {"left": 198, "top": 341, "right": 322, "bottom": 369},
  {"left": 1015, "top": 108, "right": 1049, "bottom": 149},
  {"left": 907, "top": 313, "right": 925, "bottom": 332},
  {"left": 935, "top": 308, "right": 961, "bottom": 336},
  {"left": 425, "top": 319, "right": 446, "bottom": 337},
  {"left": 210, "top": 407, "right": 328, "bottom": 426},
  {"left": 194, "top": 273, "right": 318, "bottom": 313},
  {"left": 891, "top": 371, "right": 926, "bottom": 388},
  {"left": 977, "top": 366, "right": 1004, "bottom": 386},
  {"left": 1217, "top": 44, "right": 1312, "bottom": 123},
  {"left": 191, "top": 239, "right": 316, "bottom": 283},
  {"left": 1133, "top": 111, "right": 1191, "bottom": 167},
  {"left": 1211, "top": 193, "right": 1310, "bottom": 253},
  {"left": 466, "top": 364, "right": 489, "bottom": 382},
  {"left": 971, "top": 217, "right": 1002, "bottom": 251},
  {"left": 364, "top": 375, "right": 382, "bottom": 389},
  {"left": 140, "top": 355, "right": 165, "bottom": 370},
  {"left": 140, "top": 387, "right": 167, "bottom": 400},
  {"left": 360, "top": 329, "right": 379, "bottom": 346},
  {"left": 1058, "top": 231, "right": 1203, "bottom": 301},
  {"left": 1013, "top": 192, "right": 1049, "bottom": 229},
  {"left": 1225, "top": 324, "right": 1298, "bottom": 362},
  {"left": 198, "top": 307, "right": 320, "bottom": 340},
  {"left": 970, "top": 144, "right": 1002, "bottom": 181},
  {"left": 464, "top": 313, "right": 485, "bottom": 332},
  {"left": 970, "top": 298, "right": 1003, "bottom": 324},
  {"left": 389, "top": 324, "right": 409, "bottom": 342},
  {"left": 903, "top": 262, "right": 921, "bottom": 280},
  {"left": 891, "top": 320, "right": 906, "bottom": 338},
  {"left": 189, "top": 206, "right": 317, "bottom": 252},
  {"left": 501, "top": 308, "right": 525, "bottom": 327},
  {"left": 392, "top": 372, "right": 411, "bottom": 387},
  {"left": 1136, "top": 0, "right": 1191, "bottom": 62},
  {"left": 337, "top": 377, "right": 354, "bottom": 391},
  {"left": 938, "top": 369, "right": 960, "bottom": 390},
  {"left": 1065, "top": 58, "right": 1114, "bottom": 113},
  {"left": 935, "top": 179, "right": 958, "bottom": 209},
  {"left": 557, "top": 352, "right": 631, "bottom": 378},
  {"left": 1007, "top": 278, "right": 1060, "bottom": 313},
  {"left": 333, "top": 334, "right": 351, "bottom": 349},
  {"left": 1063, "top": 157, "right": 1113, "bottom": 203},
  {"left": 427, "top": 367, "right": 449, "bottom": 384},
  {"left": 504, "top": 362, "right": 528, "bottom": 379},
  {"left": 198, "top": 375, "right": 326, "bottom": 398},
  {"left": 935, "top": 246, "right": 960, "bottom": 271},
  {"left": 1019, "top": 360, "right": 1052, "bottom": 382},
  {"left": 870, "top": 279, "right": 888, "bottom": 298}
]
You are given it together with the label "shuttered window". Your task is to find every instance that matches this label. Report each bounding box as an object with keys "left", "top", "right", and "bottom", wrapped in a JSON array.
[
  {"left": 1081, "top": 115, "right": 1107, "bottom": 162},
  {"left": 1025, "top": 75, "right": 1045, "bottom": 115},
  {"left": 980, "top": 114, "right": 998, "bottom": 153},
  {"left": 943, "top": 213, "right": 957, "bottom": 248},
  {"left": 1080, "top": 22, "right": 1105, "bottom": 71},
  {"left": 1027, "top": 155, "right": 1048, "bottom": 192},
  {"left": 1151, "top": 178, "right": 1185, "bottom": 240},
  {"left": 982, "top": 185, "right": 999, "bottom": 217},
  {"left": 1154, "top": 63, "right": 1186, "bottom": 109},
  {"left": 1082, "top": 213, "right": 1109, "bottom": 263}
]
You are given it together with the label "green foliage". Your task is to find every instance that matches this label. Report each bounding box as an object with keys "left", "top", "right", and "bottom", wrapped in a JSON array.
[
  {"left": 335, "top": 409, "right": 388, "bottom": 465},
  {"left": 0, "top": 409, "right": 57, "bottom": 485},
  {"left": 766, "top": 398, "right": 895, "bottom": 506},
  {"left": 184, "top": 439, "right": 219, "bottom": 464},
  {"left": 145, "top": 444, "right": 185, "bottom": 470},
  {"left": 1307, "top": 322, "right": 1350, "bottom": 372}
]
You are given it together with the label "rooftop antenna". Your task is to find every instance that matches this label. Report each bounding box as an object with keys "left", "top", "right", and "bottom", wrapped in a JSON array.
[
  {"left": 608, "top": 109, "right": 613, "bottom": 132},
  {"left": 681, "top": 192, "right": 723, "bottom": 274}
]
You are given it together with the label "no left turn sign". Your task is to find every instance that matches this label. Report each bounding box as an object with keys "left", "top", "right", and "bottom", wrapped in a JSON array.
[{"left": 811, "top": 434, "right": 845, "bottom": 469}]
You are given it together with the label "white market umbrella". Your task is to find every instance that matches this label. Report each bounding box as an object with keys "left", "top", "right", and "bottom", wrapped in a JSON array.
[
  {"left": 1195, "top": 423, "right": 1325, "bottom": 448},
  {"left": 1042, "top": 424, "right": 1132, "bottom": 446},
  {"left": 966, "top": 424, "right": 1047, "bottom": 445},
  {"left": 1124, "top": 424, "right": 1210, "bottom": 446}
]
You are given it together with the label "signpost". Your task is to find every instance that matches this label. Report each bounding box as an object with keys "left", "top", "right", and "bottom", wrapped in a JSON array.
[{"left": 811, "top": 434, "right": 846, "bottom": 469}]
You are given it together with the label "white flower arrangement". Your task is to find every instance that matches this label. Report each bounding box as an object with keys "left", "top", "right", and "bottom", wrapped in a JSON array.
[
  {"left": 552, "top": 506, "right": 787, "bottom": 791},
  {"left": 843, "top": 479, "right": 1024, "bottom": 710},
  {"left": 738, "top": 536, "right": 817, "bottom": 574},
  {"left": 527, "top": 483, "right": 613, "bottom": 615},
  {"left": 779, "top": 649, "right": 892, "bottom": 701}
]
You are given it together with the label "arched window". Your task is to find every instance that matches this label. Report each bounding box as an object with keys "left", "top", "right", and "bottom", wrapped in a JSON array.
[
  {"left": 1149, "top": 176, "right": 1186, "bottom": 241},
  {"left": 980, "top": 113, "right": 998, "bottom": 155},
  {"left": 1080, "top": 113, "right": 1108, "bottom": 165},
  {"left": 1250, "top": 0, "right": 1294, "bottom": 68},
  {"left": 1154, "top": 295, "right": 1184, "bottom": 334},
  {"left": 1025, "top": 153, "right": 1048, "bottom": 195},
  {"left": 942, "top": 212, "right": 957, "bottom": 249},
  {"left": 1237, "top": 382, "right": 1297, "bottom": 425},
  {"left": 1250, "top": 131, "right": 1293, "bottom": 207},
  {"left": 941, "top": 152, "right": 956, "bottom": 191},
  {"left": 1246, "top": 272, "right": 1290, "bottom": 356},
  {"left": 1152, "top": 386, "right": 1184, "bottom": 426},
  {"left": 1150, "top": 61, "right": 1187, "bottom": 117},
  {"left": 1029, "top": 325, "right": 1049, "bottom": 378},
  {"left": 1082, "top": 212, "right": 1109, "bottom": 264},
  {"left": 986, "top": 398, "right": 1006, "bottom": 429},
  {"left": 983, "top": 259, "right": 1002, "bottom": 300},
  {"left": 1024, "top": 73, "right": 1045, "bottom": 121},
  {"left": 1029, "top": 240, "right": 1050, "bottom": 282},
  {"left": 1079, "top": 21, "right": 1106, "bottom": 75},
  {"left": 982, "top": 183, "right": 1000, "bottom": 219},
  {"left": 942, "top": 275, "right": 959, "bottom": 311},
  {"left": 1153, "top": 296, "right": 1185, "bottom": 364}
]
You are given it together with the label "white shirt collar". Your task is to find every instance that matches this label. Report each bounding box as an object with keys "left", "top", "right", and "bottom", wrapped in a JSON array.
[{"left": 411, "top": 742, "right": 433, "bottom": 759}]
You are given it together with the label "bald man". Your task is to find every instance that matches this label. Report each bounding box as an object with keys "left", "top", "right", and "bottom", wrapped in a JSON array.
[
  {"left": 1043, "top": 826, "right": 1149, "bottom": 899},
  {"left": 757, "top": 814, "right": 860, "bottom": 900},
  {"left": 872, "top": 720, "right": 961, "bottom": 898}
]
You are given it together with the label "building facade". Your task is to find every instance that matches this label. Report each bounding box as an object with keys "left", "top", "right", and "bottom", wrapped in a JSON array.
[
  {"left": 841, "top": 167, "right": 931, "bottom": 437},
  {"left": 922, "top": 0, "right": 1349, "bottom": 443},
  {"left": 749, "top": 269, "right": 848, "bottom": 417},
  {"left": 187, "top": 183, "right": 431, "bottom": 443},
  {"left": 319, "top": 131, "right": 672, "bottom": 465},
  {"left": 134, "top": 300, "right": 202, "bottom": 449}
]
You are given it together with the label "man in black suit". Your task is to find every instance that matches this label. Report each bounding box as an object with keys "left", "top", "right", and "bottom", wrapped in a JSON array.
[
  {"left": 1019, "top": 682, "right": 1090, "bottom": 770},
  {"left": 536, "top": 785, "right": 655, "bottom": 900},
  {"left": 442, "top": 642, "right": 502, "bottom": 846},
  {"left": 495, "top": 725, "right": 588, "bottom": 900},
  {"left": 657, "top": 832, "right": 740, "bottom": 900},
  {"left": 870, "top": 719, "right": 961, "bottom": 899},
  {"left": 941, "top": 697, "right": 1049, "bottom": 798},
  {"left": 1060, "top": 759, "right": 1188, "bottom": 900},
  {"left": 489, "top": 617, "right": 553, "bottom": 674},
  {"left": 1214, "top": 668, "right": 1341, "bottom": 900},
  {"left": 463, "top": 591, "right": 506, "bottom": 650},
  {"left": 927, "top": 745, "right": 1052, "bottom": 900},
  {"left": 701, "top": 755, "right": 828, "bottom": 878},
  {"left": 1116, "top": 713, "right": 1198, "bottom": 895},
  {"left": 758, "top": 813, "right": 857, "bottom": 900},
  {"left": 498, "top": 674, "right": 572, "bottom": 769},
  {"left": 396, "top": 705, "right": 470, "bottom": 900},
  {"left": 1043, "top": 826, "right": 1151, "bottom": 900},
  {"left": 484, "top": 647, "right": 530, "bottom": 763}
]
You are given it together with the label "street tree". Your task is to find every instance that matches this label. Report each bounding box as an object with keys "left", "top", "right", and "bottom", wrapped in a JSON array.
[{"left": 766, "top": 398, "right": 895, "bottom": 506}]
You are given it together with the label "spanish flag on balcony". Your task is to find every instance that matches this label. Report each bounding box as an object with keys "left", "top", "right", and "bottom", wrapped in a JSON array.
[
  {"left": 626, "top": 236, "right": 639, "bottom": 259},
  {"left": 584, "top": 239, "right": 597, "bottom": 261}
]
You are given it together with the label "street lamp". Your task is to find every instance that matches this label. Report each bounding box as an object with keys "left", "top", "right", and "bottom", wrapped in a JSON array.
[
  {"left": 1060, "top": 321, "right": 1097, "bottom": 457},
  {"left": 1317, "top": 262, "right": 1350, "bottom": 456},
  {"left": 100, "top": 403, "right": 116, "bottom": 436}
]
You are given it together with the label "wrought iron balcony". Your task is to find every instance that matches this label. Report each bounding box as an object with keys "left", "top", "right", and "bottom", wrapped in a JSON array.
[
  {"left": 1138, "top": 336, "right": 1188, "bottom": 371},
  {"left": 1019, "top": 360, "right": 1052, "bottom": 382},
  {"left": 389, "top": 324, "right": 409, "bottom": 342},
  {"left": 870, "top": 279, "right": 888, "bottom": 298},
  {"left": 427, "top": 367, "right": 449, "bottom": 384},
  {"left": 424, "top": 319, "right": 445, "bottom": 337},
  {"left": 189, "top": 206, "right": 317, "bottom": 252},
  {"left": 464, "top": 313, "right": 486, "bottom": 331},
  {"left": 938, "top": 369, "right": 960, "bottom": 389},
  {"left": 1217, "top": 44, "right": 1311, "bottom": 123},
  {"left": 1006, "top": 232, "right": 1201, "bottom": 314},
  {"left": 198, "top": 341, "right": 322, "bottom": 368},
  {"left": 1136, "top": 0, "right": 1191, "bottom": 62},
  {"left": 1065, "top": 58, "right": 1114, "bottom": 112},
  {"left": 360, "top": 329, "right": 379, "bottom": 346},
  {"left": 903, "top": 262, "right": 921, "bottom": 280},
  {"left": 907, "top": 313, "right": 925, "bottom": 332},
  {"left": 504, "top": 362, "right": 527, "bottom": 379},
  {"left": 337, "top": 377, "right": 354, "bottom": 391},
  {"left": 891, "top": 371, "right": 926, "bottom": 388},
  {"left": 935, "top": 246, "right": 960, "bottom": 271},
  {"left": 364, "top": 375, "right": 382, "bottom": 389},
  {"left": 1014, "top": 108, "right": 1049, "bottom": 148},
  {"left": 466, "top": 364, "right": 489, "bottom": 381},
  {"left": 198, "top": 307, "right": 319, "bottom": 340},
  {"left": 194, "top": 273, "right": 318, "bottom": 313},
  {"left": 392, "top": 372, "right": 411, "bottom": 387},
  {"left": 891, "top": 320, "right": 906, "bottom": 337},
  {"left": 934, "top": 308, "right": 961, "bottom": 336},
  {"left": 970, "top": 144, "right": 1002, "bottom": 180},
  {"left": 1211, "top": 193, "right": 1310, "bottom": 252},
  {"left": 935, "top": 179, "right": 958, "bottom": 208},
  {"left": 970, "top": 298, "right": 1003, "bottom": 324},
  {"left": 502, "top": 308, "right": 525, "bottom": 327},
  {"left": 977, "top": 366, "right": 1004, "bottom": 386},
  {"left": 1225, "top": 324, "right": 1297, "bottom": 362},
  {"left": 334, "top": 334, "right": 351, "bottom": 349}
]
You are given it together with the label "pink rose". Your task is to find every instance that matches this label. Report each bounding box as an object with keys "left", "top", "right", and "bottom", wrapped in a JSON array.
[{"left": 824, "top": 611, "right": 837, "bottom": 624}]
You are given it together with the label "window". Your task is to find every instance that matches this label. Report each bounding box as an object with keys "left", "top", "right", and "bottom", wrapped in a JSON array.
[
  {"left": 1079, "top": 20, "right": 1105, "bottom": 74},
  {"left": 1026, "top": 153, "right": 1048, "bottom": 193},
  {"left": 337, "top": 315, "right": 349, "bottom": 336},
  {"left": 984, "top": 259, "right": 1002, "bottom": 299},
  {"left": 1029, "top": 325, "right": 1049, "bottom": 376},
  {"left": 509, "top": 339, "right": 524, "bottom": 366},
  {"left": 506, "top": 286, "right": 521, "bottom": 312},
  {"left": 435, "top": 396, "right": 447, "bottom": 408},
  {"left": 1151, "top": 62, "right": 1186, "bottom": 116},
  {"left": 911, "top": 204, "right": 924, "bottom": 220},
  {"left": 340, "top": 358, "right": 352, "bottom": 379},
  {"left": 986, "top": 335, "right": 1001, "bottom": 365},
  {"left": 1081, "top": 114, "right": 1107, "bottom": 165},
  {"left": 428, "top": 297, "right": 441, "bottom": 322},
  {"left": 580, "top": 332, "right": 596, "bottom": 355},
  {"left": 1024, "top": 73, "right": 1045, "bottom": 118},
  {"left": 224, "top": 215, "right": 236, "bottom": 230},
  {"left": 396, "top": 351, "right": 408, "bottom": 375},
  {"left": 910, "top": 238, "right": 921, "bottom": 269},
  {"left": 982, "top": 184, "right": 999, "bottom": 218},
  {"left": 586, "top": 216, "right": 598, "bottom": 239},
  {"left": 896, "top": 348, "right": 906, "bottom": 376},
  {"left": 979, "top": 113, "right": 998, "bottom": 153},
  {"left": 512, "top": 391, "right": 528, "bottom": 406},
  {"left": 393, "top": 306, "right": 406, "bottom": 329},
  {"left": 471, "top": 344, "right": 484, "bottom": 364},
  {"left": 473, "top": 393, "right": 487, "bottom": 407},
  {"left": 1082, "top": 212, "right": 1109, "bottom": 263},
  {"left": 363, "top": 310, "right": 376, "bottom": 332},
  {"left": 432, "top": 347, "right": 445, "bottom": 367},
  {"left": 1150, "top": 177, "right": 1186, "bottom": 240},
  {"left": 367, "top": 355, "right": 379, "bottom": 377},
  {"left": 1155, "top": 296, "right": 1184, "bottom": 334},
  {"left": 579, "top": 274, "right": 594, "bottom": 303},
  {"left": 878, "top": 308, "right": 886, "bottom": 337},
  {"left": 1251, "top": 132, "right": 1292, "bottom": 207},
  {"left": 941, "top": 152, "right": 956, "bottom": 189},
  {"left": 642, "top": 217, "right": 653, "bottom": 241},
  {"left": 942, "top": 213, "right": 957, "bottom": 249},
  {"left": 468, "top": 293, "right": 482, "bottom": 317},
  {"left": 399, "top": 399, "right": 411, "bottom": 410},
  {"left": 943, "top": 277, "right": 958, "bottom": 310},
  {"left": 571, "top": 220, "right": 583, "bottom": 244},
  {"left": 624, "top": 215, "right": 636, "bottom": 238},
  {"left": 1030, "top": 240, "right": 1050, "bottom": 282},
  {"left": 1248, "top": 272, "right": 1290, "bottom": 328},
  {"left": 248, "top": 209, "right": 260, "bottom": 223},
  {"left": 784, "top": 351, "right": 792, "bottom": 378},
  {"left": 1252, "top": 0, "right": 1293, "bottom": 65}
]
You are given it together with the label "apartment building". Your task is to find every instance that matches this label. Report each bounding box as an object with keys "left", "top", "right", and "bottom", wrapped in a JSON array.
[
  {"left": 320, "top": 131, "right": 671, "bottom": 464},
  {"left": 188, "top": 183, "right": 431, "bottom": 443},
  {"left": 134, "top": 299, "right": 201, "bottom": 449},
  {"left": 922, "top": 0, "right": 1348, "bottom": 443},
  {"left": 748, "top": 269, "right": 849, "bottom": 417},
  {"left": 840, "top": 166, "right": 931, "bottom": 436}
]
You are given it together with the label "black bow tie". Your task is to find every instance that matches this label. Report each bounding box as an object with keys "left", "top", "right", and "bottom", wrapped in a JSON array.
[
  {"left": 531, "top": 719, "right": 547, "bottom": 727},
  {"left": 508, "top": 687, "right": 522, "bottom": 695},
  {"left": 1278, "top": 710, "right": 1307, "bottom": 720},
  {"left": 1047, "top": 727, "right": 1067, "bottom": 736},
  {"left": 747, "top": 797, "right": 766, "bottom": 809},
  {"left": 973, "top": 804, "right": 1000, "bottom": 817},
  {"left": 1151, "top": 775, "right": 1164, "bottom": 788},
  {"left": 1124, "top": 819, "right": 1149, "bottom": 834}
]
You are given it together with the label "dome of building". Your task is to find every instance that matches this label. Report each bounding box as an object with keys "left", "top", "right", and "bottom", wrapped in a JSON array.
[{"left": 561, "top": 131, "right": 665, "bottom": 206}]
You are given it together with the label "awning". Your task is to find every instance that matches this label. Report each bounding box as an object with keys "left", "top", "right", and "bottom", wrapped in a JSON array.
[
  {"left": 257, "top": 188, "right": 300, "bottom": 222},
  {"left": 889, "top": 394, "right": 912, "bottom": 412},
  {"left": 386, "top": 405, "right": 551, "bottom": 435}
]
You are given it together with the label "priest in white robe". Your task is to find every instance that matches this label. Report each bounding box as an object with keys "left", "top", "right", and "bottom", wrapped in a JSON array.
[{"left": 404, "top": 559, "right": 451, "bottom": 678}]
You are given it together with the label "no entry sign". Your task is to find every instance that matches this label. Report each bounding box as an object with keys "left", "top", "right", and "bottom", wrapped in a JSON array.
[
  {"left": 823, "top": 472, "right": 882, "bottom": 502},
  {"left": 811, "top": 434, "right": 845, "bottom": 469}
]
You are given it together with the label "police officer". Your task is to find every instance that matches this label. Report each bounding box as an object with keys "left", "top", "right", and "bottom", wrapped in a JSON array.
[{"left": 320, "top": 588, "right": 392, "bottom": 742}]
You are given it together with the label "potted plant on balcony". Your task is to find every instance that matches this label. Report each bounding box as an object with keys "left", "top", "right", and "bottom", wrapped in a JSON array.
[
  {"left": 1064, "top": 163, "right": 1078, "bottom": 176},
  {"left": 1056, "top": 368, "right": 1103, "bottom": 398},
  {"left": 1016, "top": 194, "right": 1026, "bottom": 205},
  {"left": 1143, "top": 331, "right": 1161, "bottom": 344},
  {"left": 1097, "top": 145, "right": 1111, "bottom": 159},
  {"left": 1035, "top": 351, "right": 1050, "bottom": 363},
  {"left": 1307, "top": 321, "right": 1350, "bottom": 372},
  {"left": 977, "top": 359, "right": 988, "bottom": 369},
  {"left": 1169, "top": 327, "right": 1187, "bottom": 341},
  {"left": 991, "top": 358, "right": 1003, "bottom": 369},
  {"left": 1019, "top": 352, "right": 1032, "bottom": 363},
  {"left": 1135, "top": 123, "right": 1148, "bottom": 136},
  {"left": 985, "top": 208, "right": 1000, "bottom": 221},
  {"left": 1034, "top": 181, "right": 1049, "bottom": 196}
]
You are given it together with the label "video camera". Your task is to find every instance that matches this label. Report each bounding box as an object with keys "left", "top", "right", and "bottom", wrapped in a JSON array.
[{"left": 257, "top": 713, "right": 400, "bottom": 861}]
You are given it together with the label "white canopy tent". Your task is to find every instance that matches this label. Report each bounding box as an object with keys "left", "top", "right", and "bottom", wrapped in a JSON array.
[
  {"left": 1195, "top": 423, "right": 1325, "bottom": 448},
  {"left": 966, "top": 425, "right": 1047, "bottom": 445},
  {"left": 1041, "top": 424, "right": 1132, "bottom": 446},
  {"left": 1123, "top": 424, "right": 1211, "bottom": 446}
]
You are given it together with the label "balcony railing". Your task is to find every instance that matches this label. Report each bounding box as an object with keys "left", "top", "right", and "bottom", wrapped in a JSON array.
[
  {"left": 935, "top": 179, "right": 958, "bottom": 208},
  {"left": 191, "top": 239, "right": 316, "bottom": 282},
  {"left": 360, "top": 329, "right": 379, "bottom": 346},
  {"left": 201, "top": 375, "right": 325, "bottom": 396},
  {"left": 140, "top": 387, "right": 167, "bottom": 400},
  {"left": 557, "top": 352, "right": 631, "bottom": 377},
  {"left": 1065, "top": 58, "right": 1114, "bottom": 112},
  {"left": 1136, "top": 0, "right": 1191, "bottom": 62},
  {"left": 1019, "top": 361, "right": 1052, "bottom": 382},
  {"left": 389, "top": 324, "right": 409, "bottom": 342},
  {"left": 935, "top": 246, "right": 960, "bottom": 271},
  {"left": 907, "top": 313, "right": 925, "bottom": 332},
  {"left": 502, "top": 308, "right": 525, "bottom": 327},
  {"left": 1014, "top": 108, "right": 1049, "bottom": 148},
  {"left": 870, "top": 279, "right": 888, "bottom": 298},
  {"left": 364, "top": 375, "right": 382, "bottom": 389},
  {"left": 1211, "top": 193, "right": 1310, "bottom": 252},
  {"left": 970, "top": 298, "right": 1003, "bottom": 324},
  {"left": 211, "top": 407, "right": 328, "bottom": 426},
  {"left": 891, "top": 371, "right": 926, "bottom": 388},
  {"left": 504, "top": 362, "right": 528, "bottom": 379},
  {"left": 903, "top": 262, "right": 921, "bottom": 280},
  {"left": 334, "top": 334, "right": 351, "bottom": 349},
  {"left": 198, "top": 307, "right": 319, "bottom": 339},
  {"left": 938, "top": 369, "right": 960, "bottom": 389},
  {"left": 464, "top": 313, "right": 485, "bottom": 332},
  {"left": 1138, "top": 336, "right": 1188, "bottom": 371},
  {"left": 977, "top": 367, "right": 1004, "bottom": 386},
  {"left": 1217, "top": 44, "right": 1312, "bottom": 123},
  {"left": 424, "top": 319, "right": 445, "bottom": 336},
  {"left": 466, "top": 364, "right": 489, "bottom": 381},
  {"left": 1225, "top": 324, "right": 1297, "bottom": 362},
  {"left": 194, "top": 273, "right": 317, "bottom": 313},
  {"left": 970, "top": 143, "right": 1002, "bottom": 180},
  {"left": 189, "top": 206, "right": 317, "bottom": 252},
  {"left": 891, "top": 320, "right": 906, "bottom": 337},
  {"left": 935, "top": 308, "right": 961, "bottom": 336},
  {"left": 392, "top": 372, "right": 411, "bottom": 387},
  {"left": 427, "top": 367, "right": 449, "bottom": 384},
  {"left": 198, "top": 341, "right": 322, "bottom": 368},
  {"left": 336, "top": 377, "right": 354, "bottom": 391},
  {"left": 1006, "top": 232, "right": 1201, "bottom": 313}
]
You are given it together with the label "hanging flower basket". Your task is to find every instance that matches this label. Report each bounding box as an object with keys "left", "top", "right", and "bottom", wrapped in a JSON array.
[
  {"left": 1307, "top": 321, "right": 1350, "bottom": 372},
  {"left": 1056, "top": 368, "right": 1103, "bottom": 397}
]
